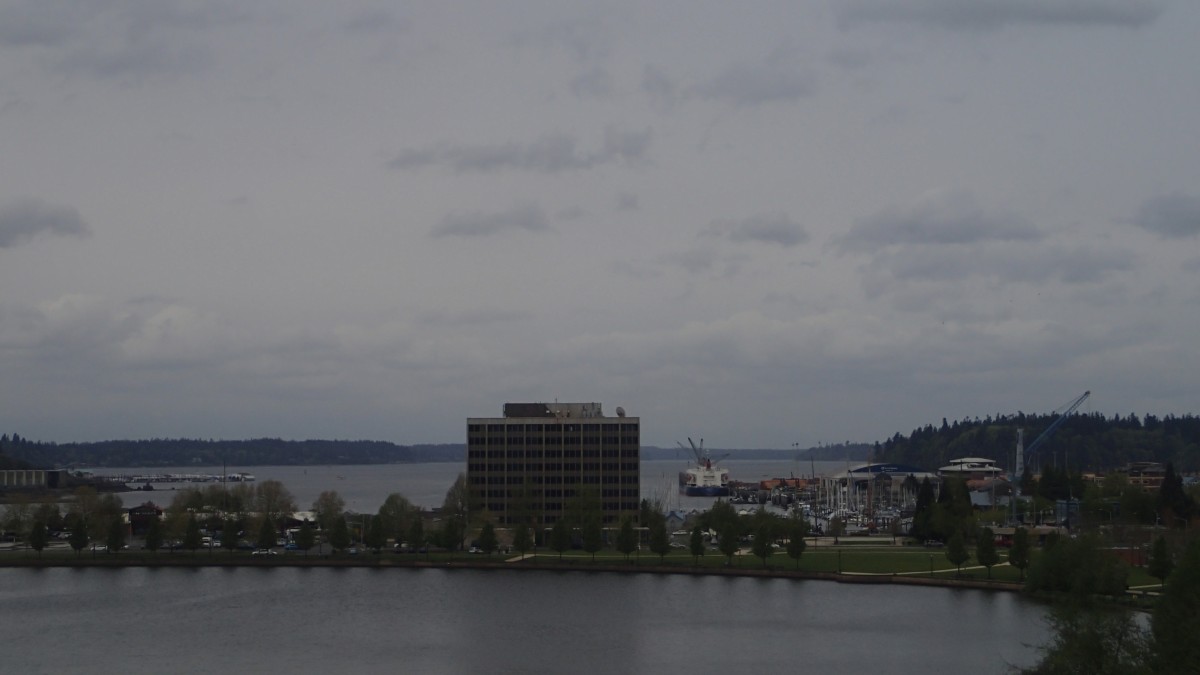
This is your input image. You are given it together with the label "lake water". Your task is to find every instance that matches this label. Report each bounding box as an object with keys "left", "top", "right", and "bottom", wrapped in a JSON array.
[
  {"left": 0, "top": 566, "right": 1048, "bottom": 674},
  {"left": 99, "top": 459, "right": 849, "bottom": 513}
]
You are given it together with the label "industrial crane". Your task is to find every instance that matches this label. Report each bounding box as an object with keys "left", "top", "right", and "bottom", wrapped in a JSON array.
[{"left": 1015, "top": 390, "right": 1090, "bottom": 478}]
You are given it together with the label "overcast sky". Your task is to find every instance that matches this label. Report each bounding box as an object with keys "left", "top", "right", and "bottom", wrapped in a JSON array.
[{"left": 2, "top": 1, "right": 1198, "bottom": 449}]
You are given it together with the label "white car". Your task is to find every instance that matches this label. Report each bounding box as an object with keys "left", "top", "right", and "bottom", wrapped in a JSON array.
[{"left": 251, "top": 548, "right": 277, "bottom": 556}]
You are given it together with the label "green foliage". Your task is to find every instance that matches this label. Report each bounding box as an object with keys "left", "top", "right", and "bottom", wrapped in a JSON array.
[
  {"left": 512, "top": 521, "right": 532, "bottom": 556},
  {"left": 616, "top": 517, "right": 637, "bottom": 561},
  {"left": 785, "top": 518, "right": 808, "bottom": 569},
  {"left": 407, "top": 518, "right": 426, "bottom": 553},
  {"left": 376, "top": 492, "right": 416, "bottom": 541},
  {"left": 718, "top": 525, "right": 738, "bottom": 564},
  {"left": 1010, "top": 527, "right": 1031, "bottom": 581},
  {"left": 581, "top": 518, "right": 602, "bottom": 561},
  {"left": 28, "top": 520, "right": 48, "bottom": 556},
  {"left": 549, "top": 519, "right": 571, "bottom": 560},
  {"left": 1147, "top": 535, "right": 1172, "bottom": 586},
  {"left": 910, "top": 478, "right": 936, "bottom": 540},
  {"left": 976, "top": 527, "right": 999, "bottom": 578},
  {"left": 478, "top": 522, "right": 498, "bottom": 555},
  {"left": 1024, "top": 606, "right": 1151, "bottom": 675},
  {"left": 256, "top": 518, "right": 277, "bottom": 550},
  {"left": 648, "top": 520, "right": 671, "bottom": 562},
  {"left": 365, "top": 515, "right": 386, "bottom": 552},
  {"left": 689, "top": 526, "right": 705, "bottom": 563},
  {"left": 183, "top": 516, "right": 202, "bottom": 552},
  {"left": 69, "top": 519, "right": 89, "bottom": 555},
  {"left": 698, "top": 500, "right": 739, "bottom": 540},
  {"left": 222, "top": 518, "right": 239, "bottom": 552},
  {"left": 1151, "top": 536, "right": 1200, "bottom": 672},
  {"left": 105, "top": 517, "right": 126, "bottom": 554},
  {"left": 750, "top": 525, "right": 773, "bottom": 567},
  {"left": 144, "top": 517, "right": 162, "bottom": 552},
  {"left": 295, "top": 520, "right": 316, "bottom": 555},
  {"left": 329, "top": 516, "right": 351, "bottom": 552},
  {"left": 311, "top": 490, "right": 346, "bottom": 533},
  {"left": 1025, "top": 534, "right": 1128, "bottom": 599},
  {"left": 945, "top": 529, "right": 969, "bottom": 573}
]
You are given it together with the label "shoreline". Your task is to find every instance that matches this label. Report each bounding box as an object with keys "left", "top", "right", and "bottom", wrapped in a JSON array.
[{"left": 0, "top": 554, "right": 1025, "bottom": 592}]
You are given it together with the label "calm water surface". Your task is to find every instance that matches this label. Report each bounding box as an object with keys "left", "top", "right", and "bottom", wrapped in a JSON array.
[{"left": 0, "top": 567, "right": 1047, "bottom": 675}]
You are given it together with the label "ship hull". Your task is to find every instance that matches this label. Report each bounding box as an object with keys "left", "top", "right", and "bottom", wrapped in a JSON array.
[{"left": 681, "top": 485, "right": 731, "bottom": 497}]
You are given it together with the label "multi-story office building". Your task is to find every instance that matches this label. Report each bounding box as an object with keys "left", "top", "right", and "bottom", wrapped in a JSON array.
[{"left": 467, "top": 402, "right": 640, "bottom": 526}]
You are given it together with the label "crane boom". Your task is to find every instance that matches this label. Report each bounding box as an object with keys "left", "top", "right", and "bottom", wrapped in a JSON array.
[{"left": 1022, "top": 390, "right": 1090, "bottom": 471}]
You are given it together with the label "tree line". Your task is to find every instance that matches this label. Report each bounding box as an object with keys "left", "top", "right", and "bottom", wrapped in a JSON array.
[{"left": 874, "top": 411, "right": 1200, "bottom": 473}]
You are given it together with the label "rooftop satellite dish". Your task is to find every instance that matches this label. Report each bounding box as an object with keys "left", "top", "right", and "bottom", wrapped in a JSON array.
[{"left": 616, "top": 406, "right": 626, "bottom": 417}]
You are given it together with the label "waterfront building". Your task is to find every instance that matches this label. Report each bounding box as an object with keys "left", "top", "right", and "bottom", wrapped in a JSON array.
[
  {"left": 938, "top": 457, "right": 1005, "bottom": 479},
  {"left": 467, "top": 402, "right": 640, "bottom": 527}
]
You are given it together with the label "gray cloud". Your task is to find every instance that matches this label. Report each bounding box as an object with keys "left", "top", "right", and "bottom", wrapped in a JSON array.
[
  {"left": 862, "top": 242, "right": 1133, "bottom": 289},
  {"left": 694, "top": 63, "right": 816, "bottom": 106},
  {"left": 836, "top": 188, "right": 1042, "bottom": 252},
  {"left": 706, "top": 213, "right": 810, "bottom": 247},
  {"left": 390, "top": 127, "right": 651, "bottom": 174},
  {"left": 1135, "top": 193, "right": 1200, "bottom": 238},
  {"left": 0, "top": 198, "right": 90, "bottom": 248},
  {"left": 431, "top": 203, "right": 551, "bottom": 238},
  {"left": 838, "top": 0, "right": 1164, "bottom": 31},
  {"left": 570, "top": 67, "right": 613, "bottom": 98},
  {"left": 0, "top": 3, "right": 80, "bottom": 47}
]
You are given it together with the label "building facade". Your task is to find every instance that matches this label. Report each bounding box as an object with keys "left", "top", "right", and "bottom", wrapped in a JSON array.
[{"left": 467, "top": 402, "right": 640, "bottom": 527}]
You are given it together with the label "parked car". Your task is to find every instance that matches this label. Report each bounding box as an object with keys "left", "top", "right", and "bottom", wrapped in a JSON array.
[{"left": 251, "top": 549, "right": 277, "bottom": 556}]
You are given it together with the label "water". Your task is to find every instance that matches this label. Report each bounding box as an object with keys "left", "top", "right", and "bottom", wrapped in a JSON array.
[
  {"left": 98, "top": 459, "right": 849, "bottom": 513},
  {"left": 0, "top": 566, "right": 1047, "bottom": 674}
]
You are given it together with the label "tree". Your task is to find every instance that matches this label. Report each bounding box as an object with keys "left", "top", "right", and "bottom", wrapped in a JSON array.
[
  {"left": 1010, "top": 527, "right": 1031, "bottom": 581},
  {"left": 295, "top": 520, "right": 316, "bottom": 556},
  {"left": 254, "top": 480, "right": 298, "bottom": 529},
  {"left": 408, "top": 518, "right": 426, "bottom": 555},
  {"left": 222, "top": 518, "right": 239, "bottom": 553},
  {"left": 1151, "top": 536, "right": 1200, "bottom": 672},
  {"left": 976, "top": 527, "right": 999, "bottom": 579},
  {"left": 827, "top": 516, "right": 845, "bottom": 544},
  {"left": 69, "top": 518, "right": 88, "bottom": 556},
  {"left": 689, "top": 526, "right": 705, "bottom": 564},
  {"left": 183, "top": 515, "right": 202, "bottom": 552},
  {"left": 512, "top": 521, "right": 532, "bottom": 557},
  {"left": 478, "top": 522, "right": 498, "bottom": 556},
  {"left": 549, "top": 519, "right": 571, "bottom": 561},
  {"left": 256, "top": 517, "right": 277, "bottom": 550},
  {"left": 785, "top": 518, "right": 808, "bottom": 570},
  {"left": 377, "top": 492, "right": 416, "bottom": 543},
  {"left": 329, "top": 516, "right": 351, "bottom": 552},
  {"left": 751, "top": 525, "right": 774, "bottom": 568},
  {"left": 28, "top": 520, "right": 48, "bottom": 558},
  {"left": 1147, "top": 535, "right": 1173, "bottom": 589},
  {"left": 144, "top": 516, "right": 163, "bottom": 553},
  {"left": 581, "top": 517, "right": 602, "bottom": 562},
  {"left": 365, "top": 515, "right": 386, "bottom": 552},
  {"left": 910, "top": 477, "right": 936, "bottom": 540},
  {"left": 718, "top": 524, "right": 739, "bottom": 565},
  {"left": 616, "top": 517, "right": 637, "bottom": 562},
  {"left": 945, "top": 529, "right": 969, "bottom": 575},
  {"left": 311, "top": 490, "right": 346, "bottom": 534},
  {"left": 106, "top": 517, "right": 126, "bottom": 555},
  {"left": 1024, "top": 606, "right": 1151, "bottom": 675},
  {"left": 648, "top": 520, "right": 671, "bottom": 563},
  {"left": 441, "top": 473, "right": 470, "bottom": 551}
]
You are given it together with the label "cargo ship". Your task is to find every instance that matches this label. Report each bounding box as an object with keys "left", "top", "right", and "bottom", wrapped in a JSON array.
[{"left": 677, "top": 438, "right": 731, "bottom": 497}]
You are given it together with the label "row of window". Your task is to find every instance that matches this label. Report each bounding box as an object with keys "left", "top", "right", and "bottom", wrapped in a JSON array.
[
  {"left": 467, "top": 447, "right": 640, "bottom": 459},
  {"left": 468, "top": 423, "right": 639, "bottom": 433},
  {"left": 467, "top": 437, "right": 640, "bottom": 448}
]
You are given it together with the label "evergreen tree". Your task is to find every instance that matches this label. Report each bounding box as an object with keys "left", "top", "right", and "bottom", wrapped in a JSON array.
[
  {"left": 911, "top": 478, "right": 936, "bottom": 540},
  {"left": 1151, "top": 536, "right": 1200, "bottom": 672},
  {"left": 365, "top": 514, "right": 386, "bottom": 552},
  {"left": 718, "top": 524, "right": 739, "bottom": 565},
  {"left": 581, "top": 517, "right": 602, "bottom": 562},
  {"left": 478, "top": 521, "right": 498, "bottom": 556},
  {"left": 69, "top": 518, "right": 88, "bottom": 556},
  {"left": 407, "top": 518, "right": 426, "bottom": 555},
  {"left": 616, "top": 517, "right": 637, "bottom": 562},
  {"left": 28, "top": 520, "right": 48, "bottom": 558},
  {"left": 295, "top": 520, "right": 316, "bottom": 556},
  {"left": 144, "top": 517, "right": 163, "bottom": 553},
  {"left": 222, "top": 518, "right": 239, "bottom": 552},
  {"left": 648, "top": 520, "right": 671, "bottom": 563},
  {"left": 106, "top": 517, "right": 126, "bottom": 554},
  {"left": 689, "top": 526, "right": 705, "bottom": 564},
  {"left": 512, "top": 521, "right": 532, "bottom": 557},
  {"left": 183, "top": 515, "right": 202, "bottom": 552},
  {"left": 976, "top": 527, "right": 999, "bottom": 579},
  {"left": 1010, "top": 527, "right": 1031, "bottom": 581},
  {"left": 945, "top": 529, "right": 969, "bottom": 575},
  {"left": 256, "top": 518, "right": 277, "bottom": 550},
  {"left": 751, "top": 525, "right": 773, "bottom": 568},
  {"left": 549, "top": 519, "right": 571, "bottom": 561},
  {"left": 785, "top": 518, "right": 808, "bottom": 570},
  {"left": 1148, "top": 535, "right": 1173, "bottom": 588},
  {"left": 329, "top": 516, "right": 350, "bottom": 552}
]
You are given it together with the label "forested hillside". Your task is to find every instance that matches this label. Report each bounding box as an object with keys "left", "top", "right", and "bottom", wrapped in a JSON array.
[
  {"left": 874, "top": 412, "right": 1200, "bottom": 473},
  {"left": 0, "top": 435, "right": 464, "bottom": 468}
]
